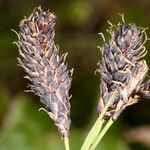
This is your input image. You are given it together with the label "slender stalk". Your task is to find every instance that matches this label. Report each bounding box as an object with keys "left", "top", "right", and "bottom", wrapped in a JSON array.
[
  {"left": 81, "top": 117, "right": 103, "bottom": 150},
  {"left": 90, "top": 118, "right": 114, "bottom": 150},
  {"left": 64, "top": 138, "right": 70, "bottom": 150},
  {"left": 81, "top": 88, "right": 118, "bottom": 150}
]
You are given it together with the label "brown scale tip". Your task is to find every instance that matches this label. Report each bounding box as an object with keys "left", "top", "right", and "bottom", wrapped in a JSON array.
[{"left": 134, "top": 80, "right": 150, "bottom": 99}]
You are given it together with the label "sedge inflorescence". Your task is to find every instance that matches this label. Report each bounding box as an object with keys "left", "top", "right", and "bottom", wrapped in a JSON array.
[
  {"left": 97, "top": 20, "right": 149, "bottom": 121},
  {"left": 16, "top": 6, "right": 73, "bottom": 139},
  {"left": 14, "top": 6, "right": 150, "bottom": 150}
]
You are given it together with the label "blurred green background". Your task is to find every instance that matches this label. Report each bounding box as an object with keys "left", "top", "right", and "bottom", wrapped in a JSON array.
[{"left": 0, "top": 0, "right": 150, "bottom": 150}]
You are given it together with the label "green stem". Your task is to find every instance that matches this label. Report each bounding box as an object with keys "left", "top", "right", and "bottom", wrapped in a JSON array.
[
  {"left": 81, "top": 117, "right": 103, "bottom": 150},
  {"left": 64, "top": 138, "right": 70, "bottom": 150},
  {"left": 81, "top": 88, "right": 118, "bottom": 150},
  {"left": 90, "top": 118, "right": 114, "bottom": 150}
]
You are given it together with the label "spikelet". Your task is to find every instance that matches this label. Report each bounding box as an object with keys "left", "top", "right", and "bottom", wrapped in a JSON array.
[
  {"left": 97, "top": 21, "right": 149, "bottom": 120},
  {"left": 16, "top": 6, "right": 73, "bottom": 139}
]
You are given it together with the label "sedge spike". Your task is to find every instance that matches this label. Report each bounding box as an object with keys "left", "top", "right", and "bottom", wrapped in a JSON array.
[
  {"left": 15, "top": 6, "right": 73, "bottom": 140},
  {"left": 97, "top": 22, "right": 149, "bottom": 120}
]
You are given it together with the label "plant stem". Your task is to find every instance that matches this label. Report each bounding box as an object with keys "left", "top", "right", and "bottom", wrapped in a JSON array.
[
  {"left": 64, "top": 138, "right": 70, "bottom": 150},
  {"left": 90, "top": 118, "right": 114, "bottom": 150},
  {"left": 81, "top": 117, "right": 103, "bottom": 150},
  {"left": 81, "top": 88, "right": 118, "bottom": 150}
]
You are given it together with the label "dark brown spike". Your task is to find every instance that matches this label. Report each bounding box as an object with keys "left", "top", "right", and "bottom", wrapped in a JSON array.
[
  {"left": 98, "top": 21, "right": 149, "bottom": 121},
  {"left": 16, "top": 6, "right": 72, "bottom": 139}
]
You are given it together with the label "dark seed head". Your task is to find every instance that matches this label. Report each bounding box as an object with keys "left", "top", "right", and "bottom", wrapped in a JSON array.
[
  {"left": 16, "top": 6, "right": 73, "bottom": 139},
  {"left": 98, "top": 21, "right": 149, "bottom": 120}
]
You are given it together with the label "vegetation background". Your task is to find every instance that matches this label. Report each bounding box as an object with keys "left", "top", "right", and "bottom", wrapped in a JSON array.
[{"left": 0, "top": 0, "right": 149, "bottom": 149}]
